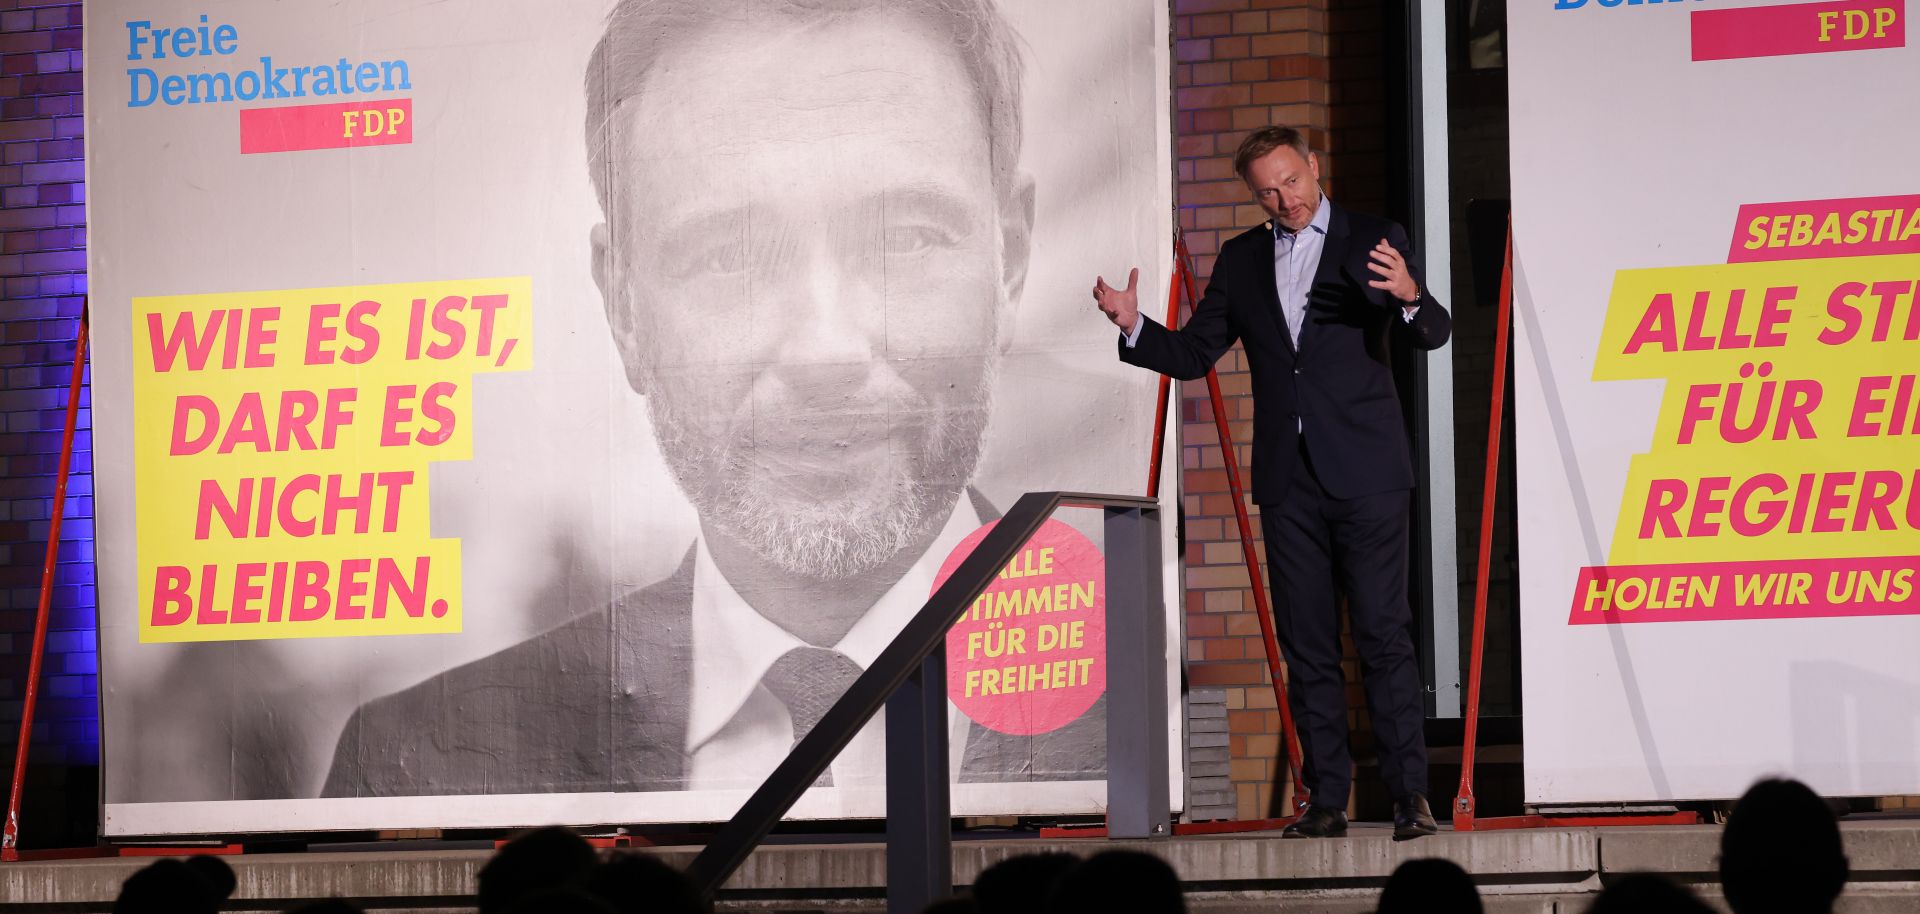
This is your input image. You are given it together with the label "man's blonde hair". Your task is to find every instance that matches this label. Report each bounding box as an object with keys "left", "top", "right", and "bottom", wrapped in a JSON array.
[{"left": 1233, "top": 125, "right": 1311, "bottom": 180}]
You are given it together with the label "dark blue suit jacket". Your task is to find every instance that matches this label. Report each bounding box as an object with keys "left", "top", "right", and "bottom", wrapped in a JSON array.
[{"left": 1121, "top": 203, "right": 1449, "bottom": 504}]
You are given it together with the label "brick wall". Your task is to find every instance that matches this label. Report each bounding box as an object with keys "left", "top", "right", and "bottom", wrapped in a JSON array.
[{"left": 0, "top": 0, "right": 96, "bottom": 847}]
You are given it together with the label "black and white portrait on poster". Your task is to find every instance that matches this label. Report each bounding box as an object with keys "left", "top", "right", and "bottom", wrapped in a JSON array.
[{"left": 86, "top": 0, "right": 1175, "bottom": 834}]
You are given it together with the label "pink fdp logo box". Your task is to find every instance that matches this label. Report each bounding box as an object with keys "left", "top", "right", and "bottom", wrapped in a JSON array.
[
  {"left": 240, "top": 99, "right": 413, "bottom": 154},
  {"left": 1693, "top": 0, "right": 1904, "bottom": 61}
]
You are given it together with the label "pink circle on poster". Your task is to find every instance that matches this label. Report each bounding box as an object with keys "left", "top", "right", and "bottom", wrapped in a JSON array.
[{"left": 935, "top": 518, "right": 1106, "bottom": 736}]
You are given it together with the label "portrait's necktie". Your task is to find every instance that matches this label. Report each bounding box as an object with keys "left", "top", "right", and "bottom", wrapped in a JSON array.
[{"left": 760, "top": 646, "right": 865, "bottom": 787}]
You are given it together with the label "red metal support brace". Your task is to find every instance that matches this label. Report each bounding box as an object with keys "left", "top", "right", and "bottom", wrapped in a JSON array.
[
  {"left": 3, "top": 308, "right": 89, "bottom": 862},
  {"left": 1453, "top": 223, "right": 1512, "bottom": 831},
  {"left": 1451, "top": 222, "right": 1701, "bottom": 833}
]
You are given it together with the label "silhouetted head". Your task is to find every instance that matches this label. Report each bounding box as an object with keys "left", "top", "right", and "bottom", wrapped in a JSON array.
[
  {"left": 1720, "top": 778, "right": 1848, "bottom": 914},
  {"left": 1378, "top": 858, "right": 1482, "bottom": 914},
  {"left": 584, "top": 851, "right": 708, "bottom": 914},
  {"left": 114, "top": 857, "right": 234, "bottom": 914},
  {"left": 183, "top": 856, "right": 237, "bottom": 902},
  {"left": 1046, "top": 850, "right": 1184, "bottom": 914},
  {"left": 1587, "top": 873, "right": 1714, "bottom": 914},
  {"left": 973, "top": 852, "right": 1077, "bottom": 914},
  {"left": 478, "top": 826, "right": 600, "bottom": 914}
]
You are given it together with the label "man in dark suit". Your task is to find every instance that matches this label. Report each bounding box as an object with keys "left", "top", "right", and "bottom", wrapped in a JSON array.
[{"left": 1095, "top": 125, "right": 1450, "bottom": 840}]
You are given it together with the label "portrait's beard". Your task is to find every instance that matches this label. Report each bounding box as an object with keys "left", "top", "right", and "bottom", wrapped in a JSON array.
[{"left": 646, "top": 359, "right": 996, "bottom": 581}]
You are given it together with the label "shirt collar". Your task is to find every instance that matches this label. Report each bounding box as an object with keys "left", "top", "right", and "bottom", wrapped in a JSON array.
[{"left": 685, "top": 494, "right": 986, "bottom": 753}]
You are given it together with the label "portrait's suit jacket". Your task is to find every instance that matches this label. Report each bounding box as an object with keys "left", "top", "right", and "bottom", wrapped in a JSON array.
[
  {"left": 324, "top": 533, "right": 1107, "bottom": 797},
  {"left": 1121, "top": 203, "right": 1450, "bottom": 505}
]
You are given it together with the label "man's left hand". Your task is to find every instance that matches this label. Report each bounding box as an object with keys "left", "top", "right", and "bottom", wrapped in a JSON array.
[{"left": 1366, "top": 239, "right": 1420, "bottom": 303}]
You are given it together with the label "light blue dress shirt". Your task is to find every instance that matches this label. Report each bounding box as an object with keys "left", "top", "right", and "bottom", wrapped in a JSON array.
[{"left": 1273, "top": 194, "right": 1332, "bottom": 349}]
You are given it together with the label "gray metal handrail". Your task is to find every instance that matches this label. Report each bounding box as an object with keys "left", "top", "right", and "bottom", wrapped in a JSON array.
[{"left": 684, "top": 491, "right": 1167, "bottom": 913}]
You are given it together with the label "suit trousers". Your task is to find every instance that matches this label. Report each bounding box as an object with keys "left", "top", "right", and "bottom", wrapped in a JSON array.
[{"left": 1260, "top": 439, "right": 1428, "bottom": 811}]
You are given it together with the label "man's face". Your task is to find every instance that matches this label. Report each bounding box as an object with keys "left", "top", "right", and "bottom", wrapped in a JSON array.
[
  {"left": 1245, "top": 145, "right": 1321, "bottom": 232},
  {"left": 596, "top": 13, "right": 1029, "bottom": 580}
]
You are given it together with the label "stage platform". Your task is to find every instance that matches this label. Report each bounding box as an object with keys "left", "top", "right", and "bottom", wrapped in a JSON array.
[{"left": 3, "top": 818, "right": 1918, "bottom": 913}]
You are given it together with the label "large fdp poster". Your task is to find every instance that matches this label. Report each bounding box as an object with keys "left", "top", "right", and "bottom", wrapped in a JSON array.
[
  {"left": 1511, "top": 0, "right": 1920, "bottom": 803},
  {"left": 85, "top": 0, "right": 1177, "bottom": 836}
]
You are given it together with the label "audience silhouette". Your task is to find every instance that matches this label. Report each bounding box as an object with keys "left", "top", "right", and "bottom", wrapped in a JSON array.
[
  {"left": 476, "top": 827, "right": 600, "bottom": 914},
  {"left": 974, "top": 851, "right": 1078, "bottom": 914},
  {"left": 1720, "top": 778, "right": 1849, "bottom": 914},
  {"left": 93, "top": 777, "right": 1864, "bottom": 914},
  {"left": 1045, "top": 850, "right": 1185, "bottom": 914},
  {"left": 1377, "top": 858, "right": 1482, "bottom": 914},
  {"left": 183, "top": 855, "right": 237, "bottom": 903},
  {"left": 112, "top": 856, "right": 235, "bottom": 914},
  {"left": 586, "top": 850, "right": 708, "bottom": 914},
  {"left": 1587, "top": 873, "right": 1714, "bottom": 914}
]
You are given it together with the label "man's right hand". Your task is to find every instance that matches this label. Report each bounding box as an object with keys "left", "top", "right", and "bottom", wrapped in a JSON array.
[{"left": 1093, "top": 267, "right": 1141, "bottom": 335}]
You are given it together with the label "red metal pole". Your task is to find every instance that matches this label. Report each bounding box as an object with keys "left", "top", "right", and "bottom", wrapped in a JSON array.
[
  {"left": 1454, "top": 221, "right": 1513, "bottom": 831},
  {"left": 1175, "top": 239, "right": 1308, "bottom": 814},
  {"left": 3, "top": 309, "right": 89, "bottom": 862},
  {"left": 1145, "top": 253, "right": 1186, "bottom": 499}
]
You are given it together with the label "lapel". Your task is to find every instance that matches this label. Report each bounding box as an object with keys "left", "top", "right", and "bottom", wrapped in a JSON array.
[
  {"left": 1298, "top": 201, "right": 1350, "bottom": 355},
  {"left": 1252, "top": 221, "right": 1296, "bottom": 357},
  {"left": 611, "top": 544, "right": 699, "bottom": 787}
]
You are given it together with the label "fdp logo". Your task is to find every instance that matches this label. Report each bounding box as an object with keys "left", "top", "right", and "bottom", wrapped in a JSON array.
[
  {"left": 1554, "top": 0, "right": 1709, "bottom": 8},
  {"left": 1818, "top": 5, "right": 1899, "bottom": 40},
  {"left": 1693, "top": 0, "right": 1905, "bottom": 60}
]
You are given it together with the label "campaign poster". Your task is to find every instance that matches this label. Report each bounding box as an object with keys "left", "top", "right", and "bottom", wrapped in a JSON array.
[
  {"left": 1510, "top": 0, "right": 1920, "bottom": 803},
  {"left": 85, "top": 0, "right": 1179, "bottom": 835}
]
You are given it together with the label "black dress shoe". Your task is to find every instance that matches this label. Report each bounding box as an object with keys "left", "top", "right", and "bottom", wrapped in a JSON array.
[
  {"left": 1393, "top": 793, "right": 1439, "bottom": 840},
  {"left": 1282, "top": 805, "right": 1348, "bottom": 838}
]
